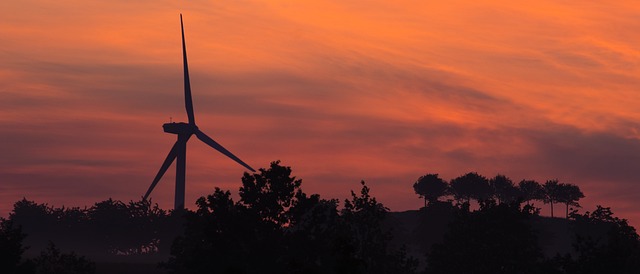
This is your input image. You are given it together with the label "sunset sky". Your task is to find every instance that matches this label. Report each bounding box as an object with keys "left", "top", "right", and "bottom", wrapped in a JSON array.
[{"left": 1, "top": 1, "right": 639, "bottom": 226}]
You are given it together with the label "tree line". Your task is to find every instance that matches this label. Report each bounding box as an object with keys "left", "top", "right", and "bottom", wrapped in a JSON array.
[
  {"left": 420, "top": 200, "right": 640, "bottom": 274},
  {"left": 1, "top": 162, "right": 638, "bottom": 274},
  {"left": 0, "top": 197, "right": 181, "bottom": 273},
  {"left": 413, "top": 172, "right": 584, "bottom": 218},
  {"left": 0, "top": 161, "right": 417, "bottom": 273},
  {"left": 4, "top": 198, "right": 181, "bottom": 258}
]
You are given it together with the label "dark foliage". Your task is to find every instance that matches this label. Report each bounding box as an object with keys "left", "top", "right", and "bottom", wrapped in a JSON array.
[
  {"left": 412, "top": 201, "right": 457, "bottom": 255},
  {"left": 450, "top": 172, "right": 491, "bottom": 205},
  {"left": 339, "top": 181, "right": 418, "bottom": 274},
  {"left": 543, "top": 180, "right": 561, "bottom": 218},
  {"left": 518, "top": 179, "right": 544, "bottom": 208},
  {"left": 5, "top": 166, "right": 639, "bottom": 274},
  {"left": 8, "top": 197, "right": 179, "bottom": 261},
  {"left": 239, "top": 161, "right": 302, "bottom": 226},
  {"left": 29, "top": 242, "right": 95, "bottom": 274},
  {"left": 164, "top": 188, "right": 272, "bottom": 273},
  {"left": 564, "top": 206, "right": 640, "bottom": 274},
  {"left": 556, "top": 183, "right": 584, "bottom": 219},
  {"left": 489, "top": 174, "right": 520, "bottom": 204},
  {"left": 413, "top": 174, "right": 448, "bottom": 207},
  {"left": 426, "top": 201, "right": 545, "bottom": 274},
  {"left": 1, "top": 219, "right": 96, "bottom": 274},
  {"left": 0, "top": 218, "right": 29, "bottom": 273},
  {"left": 164, "top": 161, "right": 417, "bottom": 274}
]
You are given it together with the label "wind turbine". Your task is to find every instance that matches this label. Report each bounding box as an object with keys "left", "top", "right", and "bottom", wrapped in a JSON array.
[{"left": 143, "top": 14, "right": 255, "bottom": 211}]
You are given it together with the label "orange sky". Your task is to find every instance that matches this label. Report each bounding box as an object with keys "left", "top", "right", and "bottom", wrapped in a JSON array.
[{"left": 1, "top": 1, "right": 640, "bottom": 226}]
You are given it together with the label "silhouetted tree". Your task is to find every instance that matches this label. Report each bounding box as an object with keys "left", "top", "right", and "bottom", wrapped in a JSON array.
[
  {"left": 412, "top": 201, "right": 457, "bottom": 260},
  {"left": 122, "top": 199, "right": 172, "bottom": 254},
  {"left": 165, "top": 162, "right": 416, "bottom": 274},
  {"left": 54, "top": 206, "right": 91, "bottom": 253},
  {"left": 285, "top": 193, "right": 344, "bottom": 273},
  {"left": 166, "top": 188, "right": 266, "bottom": 273},
  {"left": 286, "top": 181, "right": 417, "bottom": 273},
  {"left": 239, "top": 160, "right": 302, "bottom": 226},
  {"left": 87, "top": 198, "right": 170, "bottom": 255},
  {"left": 9, "top": 199, "right": 58, "bottom": 255},
  {"left": 426, "top": 201, "right": 544, "bottom": 274},
  {"left": 154, "top": 206, "right": 184, "bottom": 258},
  {"left": 450, "top": 172, "right": 490, "bottom": 206},
  {"left": 568, "top": 206, "right": 640, "bottom": 273},
  {"left": 543, "top": 180, "right": 561, "bottom": 217},
  {"left": 556, "top": 183, "right": 584, "bottom": 219},
  {"left": 166, "top": 161, "right": 304, "bottom": 273},
  {"left": 340, "top": 181, "right": 418, "bottom": 274},
  {"left": 0, "top": 218, "right": 29, "bottom": 273},
  {"left": 87, "top": 198, "right": 129, "bottom": 254},
  {"left": 84, "top": 198, "right": 175, "bottom": 257},
  {"left": 489, "top": 174, "right": 519, "bottom": 204},
  {"left": 413, "top": 174, "right": 448, "bottom": 207},
  {"left": 31, "top": 242, "right": 95, "bottom": 274},
  {"left": 518, "top": 179, "right": 544, "bottom": 207}
]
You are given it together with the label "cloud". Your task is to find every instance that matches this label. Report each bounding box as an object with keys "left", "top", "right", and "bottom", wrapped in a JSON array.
[{"left": 2, "top": 0, "right": 640, "bottom": 227}]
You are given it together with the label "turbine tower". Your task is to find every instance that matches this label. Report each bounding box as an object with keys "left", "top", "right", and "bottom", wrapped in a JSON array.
[{"left": 143, "top": 14, "right": 255, "bottom": 211}]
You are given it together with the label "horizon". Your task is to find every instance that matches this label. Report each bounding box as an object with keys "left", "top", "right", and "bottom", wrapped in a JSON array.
[{"left": 2, "top": 1, "right": 640, "bottom": 227}]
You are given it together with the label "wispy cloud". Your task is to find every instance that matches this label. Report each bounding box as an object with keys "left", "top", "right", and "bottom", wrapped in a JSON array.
[{"left": 1, "top": 0, "right": 640, "bottom": 225}]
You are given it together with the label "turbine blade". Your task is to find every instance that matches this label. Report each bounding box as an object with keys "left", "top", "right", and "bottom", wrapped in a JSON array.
[
  {"left": 181, "top": 14, "right": 196, "bottom": 125},
  {"left": 195, "top": 129, "right": 256, "bottom": 172},
  {"left": 143, "top": 140, "right": 181, "bottom": 200}
]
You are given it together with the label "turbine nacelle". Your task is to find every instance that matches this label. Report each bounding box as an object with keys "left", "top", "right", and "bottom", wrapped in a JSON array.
[{"left": 163, "top": 122, "right": 197, "bottom": 135}]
